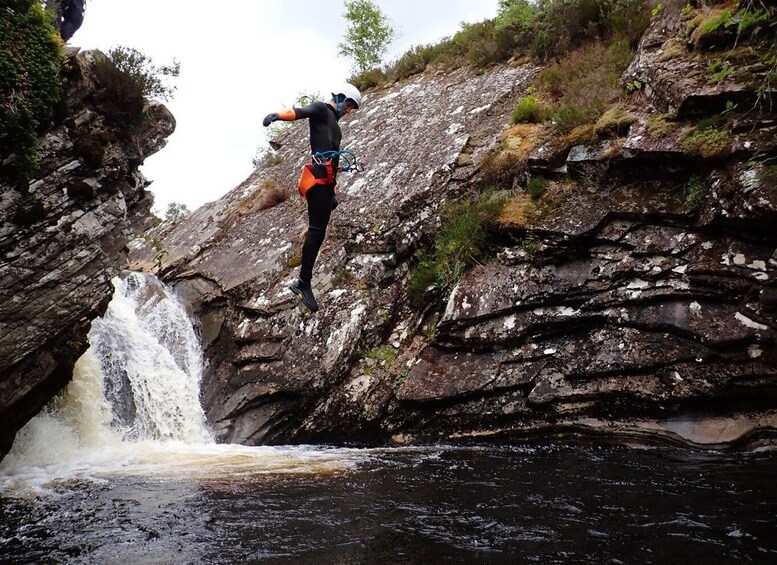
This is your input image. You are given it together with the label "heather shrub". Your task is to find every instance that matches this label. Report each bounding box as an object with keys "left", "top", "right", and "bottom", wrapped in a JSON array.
[
  {"left": 93, "top": 53, "right": 146, "bottom": 127},
  {"left": 350, "top": 0, "right": 652, "bottom": 88},
  {"left": 538, "top": 40, "right": 634, "bottom": 133},
  {"left": 107, "top": 46, "right": 180, "bottom": 102}
]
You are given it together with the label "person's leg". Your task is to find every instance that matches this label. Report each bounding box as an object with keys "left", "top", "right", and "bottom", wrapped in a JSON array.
[
  {"left": 299, "top": 184, "right": 334, "bottom": 284},
  {"left": 59, "top": 0, "right": 84, "bottom": 42},
  {"left": 291, "top": 184, "right": 334, "bottom": 311}
]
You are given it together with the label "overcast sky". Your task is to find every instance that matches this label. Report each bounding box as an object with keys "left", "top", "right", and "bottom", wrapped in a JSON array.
[{"left": 73, "top": 0, "right": 500, "bottom": 215}]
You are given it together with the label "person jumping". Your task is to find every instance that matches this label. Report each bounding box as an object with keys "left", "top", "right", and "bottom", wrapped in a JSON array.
[{"left": 262, "top": 84, "right": 362, "bottom": 312}]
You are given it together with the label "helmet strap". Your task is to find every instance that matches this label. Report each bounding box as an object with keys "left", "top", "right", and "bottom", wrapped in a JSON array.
[{"left": 334, "top": 93, "right": 347, "bottom": 113}]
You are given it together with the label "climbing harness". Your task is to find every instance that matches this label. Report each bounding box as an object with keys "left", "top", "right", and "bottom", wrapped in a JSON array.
[
  {"left": 298, "top": 149, "right": 365, "bottom": 198},
  {"left": 312, "top": 150, "right": 365, "bottom": 173}
]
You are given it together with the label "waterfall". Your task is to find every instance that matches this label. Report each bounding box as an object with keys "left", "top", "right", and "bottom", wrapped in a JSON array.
[
  {"left": 89, "top": 272, "right": 212, "bottom": 444},
  {"left": 1, "top": 272, "right": 365, "bottom": 490},
  {"left": 2, "top": 272, "right": 212, "bottom": 470}
]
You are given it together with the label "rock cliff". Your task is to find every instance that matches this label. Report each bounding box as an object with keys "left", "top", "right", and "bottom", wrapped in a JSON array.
[
  {"left": 0, "top": 50, "right": 175, "bottom": 457},
  {"left": 133, "top": 1, "right": 776, "bottom": 450}
]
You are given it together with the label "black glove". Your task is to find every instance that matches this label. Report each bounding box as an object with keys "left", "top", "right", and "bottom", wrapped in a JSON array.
[
  {"left": 262, "top": 113, "right": 279, "bottom": 127},
  {"left": 331, "top": 195, "right": 339, "bottom": 210}
]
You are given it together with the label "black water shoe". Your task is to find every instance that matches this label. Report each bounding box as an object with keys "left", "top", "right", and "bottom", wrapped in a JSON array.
[{"left": 290, "top": 278, "right": 319, "bottom": 312}]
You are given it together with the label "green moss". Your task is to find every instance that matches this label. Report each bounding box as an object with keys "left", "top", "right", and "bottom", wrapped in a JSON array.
[
  {"left": 0, "top": 1, "right": 63, "bottom": 185},
  {"left": 646, "top": 113, "right": 674, "bottom": 139},
  {"left": 365, "top": 345, "right": 398, "bottom": 366},
  {"left": 594, "top": 104, "right": 636, "bottom": 137},
  {"left": 680, "top": 120, "right": 731, "bottom": 159},
  {"left": 659, "top": 38, "right": 686, "bottom": 62},
  {"left": 684, "top": 175, "right": 706, "bottom": 209}
]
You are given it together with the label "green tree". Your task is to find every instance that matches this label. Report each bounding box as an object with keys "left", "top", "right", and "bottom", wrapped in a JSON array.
[
  {"left": 495, "top": 0, "right": 537, "bottom": 30},
  {"left": 338, "top": 0, "right": 396, "bottom": 75},
  {"left": 107, "top": 46, "right": 180, "bottom": 102},
  {"left": 165, "top": 202, "right": 190, "bottom": 221}
]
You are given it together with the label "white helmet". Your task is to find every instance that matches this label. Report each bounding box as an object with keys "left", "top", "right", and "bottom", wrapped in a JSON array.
[{"left": 332, "top": 83, "right": 362, "bottom": 109}]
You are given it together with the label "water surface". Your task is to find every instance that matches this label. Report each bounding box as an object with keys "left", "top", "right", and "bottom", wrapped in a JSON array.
[{"left": 2, "top": 444, "right": 775, "bottom": 564}]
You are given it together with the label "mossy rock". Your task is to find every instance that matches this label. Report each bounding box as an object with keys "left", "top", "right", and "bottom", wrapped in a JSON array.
[
  {"left": 594, "top": 105, "right": 637, "bottom": 137},
  {"left": 563, "top": 123, "right": 596, "bottom": 146},
  {"left": 690, "top": 5, "right": 740, "bottom": 51},
  {"left": 646, "top": 114, "right": 676, "bottom": 139},
  {"left": 0, "top": 1, "right": 63, "bottom": 184},
  {"left": 659, "top": 38, "right": 687, "bottom": 62},
  {"left": 680, "top": 120, "right": 732, "bottom": 159}
]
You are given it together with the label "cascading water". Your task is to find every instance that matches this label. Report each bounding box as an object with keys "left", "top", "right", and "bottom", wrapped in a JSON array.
[
  {"left": 88, "top": 272, "right": 212, "bottom": 444},
  {"left": 0, "top": 272, "right": 362, "bottom": 492},
  {"left": 5, "top": 272, "right": 211, "bottom": 459}
]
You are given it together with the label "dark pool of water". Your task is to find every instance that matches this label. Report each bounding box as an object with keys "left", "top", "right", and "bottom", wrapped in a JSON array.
[{"left": 2, "top": 444, "right": 776, "bottom": 564}]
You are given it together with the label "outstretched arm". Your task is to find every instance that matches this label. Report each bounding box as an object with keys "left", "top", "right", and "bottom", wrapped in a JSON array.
[
  {"left": 262, "top": 102, "right": 328, "bottom": 127},
  {"left": 262, "top": 109, "right": 295, "bottom": 127}
]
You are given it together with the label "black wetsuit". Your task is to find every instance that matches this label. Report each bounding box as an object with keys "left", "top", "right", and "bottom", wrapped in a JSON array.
[{"left": 289, "top": 102, "right": 342, "bottom": 285}]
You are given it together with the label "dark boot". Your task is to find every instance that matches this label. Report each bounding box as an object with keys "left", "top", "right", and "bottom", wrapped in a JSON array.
[{"left": 290, "top": 278, "right": 319, "bottom": 312}]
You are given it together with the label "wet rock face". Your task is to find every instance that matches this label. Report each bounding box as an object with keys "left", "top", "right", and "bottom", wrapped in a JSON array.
[
  {"left": 131, "top": 63, "right": 539, "bottom": 445},
  {"left": 0, "top": 50, "right": 174, "bottom": 457},
  {"left": 139, "top": 2, "right": 775, "bottom": 450}
]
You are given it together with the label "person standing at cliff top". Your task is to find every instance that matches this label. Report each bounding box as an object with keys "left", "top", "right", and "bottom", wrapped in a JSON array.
[
  {"left": 46, "top": 0, "right": 86, "bottom": 42},
  {"left": 262, "top": 84, "right": 362, "bottom": 313}
]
